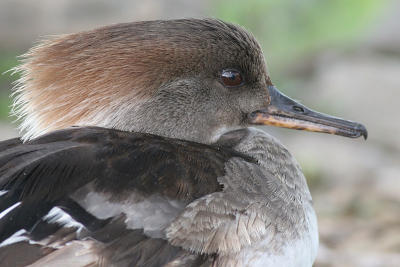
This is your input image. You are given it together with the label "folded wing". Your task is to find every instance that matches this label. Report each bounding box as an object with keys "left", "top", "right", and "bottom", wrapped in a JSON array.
[{"left": 0, "top": 126, "right": 251, "bottom": 266}]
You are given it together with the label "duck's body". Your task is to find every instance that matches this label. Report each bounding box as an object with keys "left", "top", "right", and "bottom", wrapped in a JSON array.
[
  {"left": 0, "top": 19, "right": 365, "bottom": 266},
  {"left": 0, "top": 127, "right": 317, "bottom": 266}
]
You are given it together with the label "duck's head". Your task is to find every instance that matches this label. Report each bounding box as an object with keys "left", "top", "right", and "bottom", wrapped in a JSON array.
[{"left": 13, "top": 18, "right": 367, "bottom": 143}]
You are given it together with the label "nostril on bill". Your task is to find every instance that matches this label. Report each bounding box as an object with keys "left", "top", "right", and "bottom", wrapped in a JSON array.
[{"left": 293, "top": 106, "right": 305, "bottom": 113}]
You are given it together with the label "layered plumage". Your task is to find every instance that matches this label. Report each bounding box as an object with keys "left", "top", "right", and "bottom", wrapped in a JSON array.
[
  {"left": 0, "top": 127, "right": 317, "bottom": 266},
  {"left": 0, "top": 18, "right": 366, "bottom": 266}
]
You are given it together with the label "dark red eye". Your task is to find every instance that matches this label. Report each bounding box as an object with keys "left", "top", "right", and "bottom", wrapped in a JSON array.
[{"left": 221, "top": 69, "right": 243, "bottom": 87}]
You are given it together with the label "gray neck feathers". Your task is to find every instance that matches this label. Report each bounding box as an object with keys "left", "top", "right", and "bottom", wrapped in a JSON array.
[
  {"left": 215, "top": 127, "right": 314, "bottom": 246},
  {"left": 165, "top": 127, "right": 315, "bottom": 257},
  {"left": 218, "top": 127, "right": 312, "bottom": 206},
  {"left": 216, "top": 128, "right": 318, "bottom": 265}
]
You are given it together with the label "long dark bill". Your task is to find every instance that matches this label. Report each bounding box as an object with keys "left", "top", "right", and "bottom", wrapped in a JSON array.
[{"left": 249, "top": 86, "right": 368, "bottom": 139}]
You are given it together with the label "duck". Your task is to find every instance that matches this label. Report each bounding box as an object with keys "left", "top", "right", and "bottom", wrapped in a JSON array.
[{"left": 0, "top": 18, "right": 367, "bottom": 267}]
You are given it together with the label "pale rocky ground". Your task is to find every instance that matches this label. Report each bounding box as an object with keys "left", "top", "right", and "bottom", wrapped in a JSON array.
[
  {"left": 0, "top": 1, "right": 399, "bottom": 266},
  {"left": 275, "top": 53, "right": 400, "bottom": 267}
]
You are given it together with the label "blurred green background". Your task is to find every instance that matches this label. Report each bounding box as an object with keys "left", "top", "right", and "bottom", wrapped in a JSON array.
[
  {"left": 1, "top": 0, "right": 399, "bottom": 266},
  {"left": 215, "top": 0, "right": 386, "bottom": 74}
]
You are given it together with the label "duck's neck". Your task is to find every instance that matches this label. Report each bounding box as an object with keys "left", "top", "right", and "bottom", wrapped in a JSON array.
[
  {"left": 216, "top": 127, "right": 318, "bottom": 266},
  {"left": 219, "top": 127, "right": 313, "bottom": 204}
]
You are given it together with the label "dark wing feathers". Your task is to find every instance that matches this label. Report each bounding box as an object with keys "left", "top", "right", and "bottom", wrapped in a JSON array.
[
  {"left": 0, "top": 126, "right": 248, "bottom": 266},
  {"left": 0, "top": 127, "right": 240, "bottom": 203},
  {"left": 0, "top": 197, "right": 54, "bottom": 242},
  {"left": 0, "top": 141, "right": 99, "bottom": 202},
  {"left": 0, "top": 241, "right": 54, "bottom": 267},
  {"left": 0, "top": 137, "right": 22, "bottom": 152}
]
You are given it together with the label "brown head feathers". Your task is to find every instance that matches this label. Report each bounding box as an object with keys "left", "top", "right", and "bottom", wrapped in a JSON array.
[{"left": 12, "top": 19, "right": 269, "bottom": 141}]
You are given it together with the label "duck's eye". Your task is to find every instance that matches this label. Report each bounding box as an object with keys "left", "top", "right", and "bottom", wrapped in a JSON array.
[{"left": 221, "top": 69, "right": 243, "bottom": 87}]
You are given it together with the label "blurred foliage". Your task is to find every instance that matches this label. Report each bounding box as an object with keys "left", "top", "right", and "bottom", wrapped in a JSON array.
[
  {"left": 0, "top": 52, "right": 19, "bottom": 84},
  {"left": 0, "top": 52, "right": 19, "bottom": 121},
  {"left": 212, "top": 0, "right": 388, "bottom": 78},
  {"left": 0, "top": 0, "right": 390, "bottom": 121},
  {"left": 0, "top": 93, "right": 12, "bottom": 121},
  {"left": 299, "top": 158, "right": 325, "bottom": 191}
]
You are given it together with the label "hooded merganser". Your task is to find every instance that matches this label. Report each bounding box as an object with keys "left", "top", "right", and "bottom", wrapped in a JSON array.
[{"left": 0, "top": 19, "right": 367, "bottom": 267}]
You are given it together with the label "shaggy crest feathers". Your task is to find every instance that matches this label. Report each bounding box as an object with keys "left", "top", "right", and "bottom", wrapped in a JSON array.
[{"left": 10, "top": 19, "right": 263, "bottom": 141}]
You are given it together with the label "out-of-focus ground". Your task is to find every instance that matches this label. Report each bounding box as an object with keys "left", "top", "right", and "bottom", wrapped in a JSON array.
[{"left": 0, "top": 1, "right": 399, "bottom": 266}]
